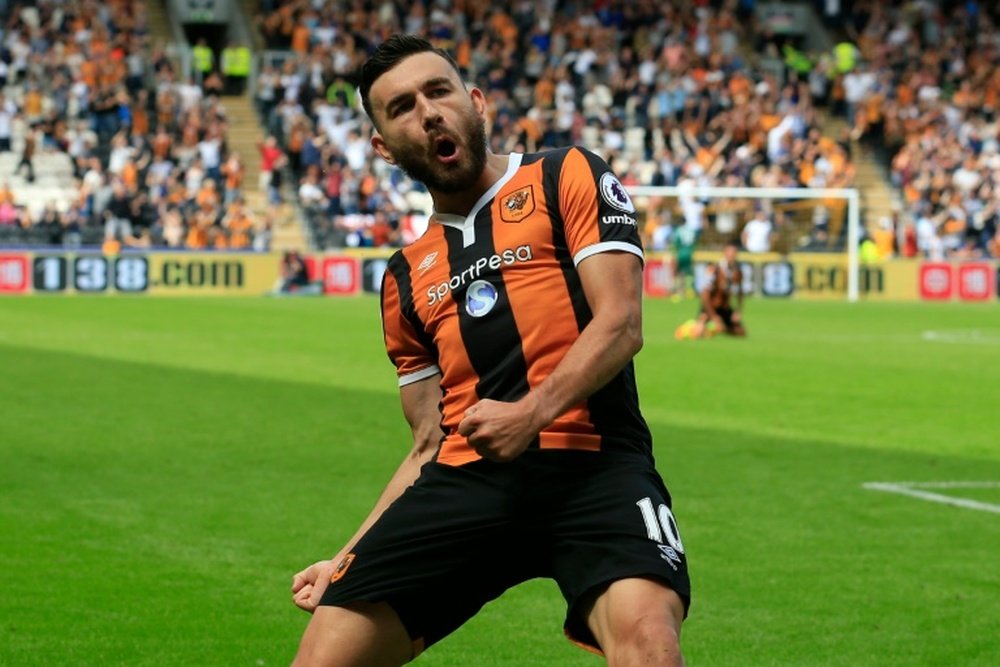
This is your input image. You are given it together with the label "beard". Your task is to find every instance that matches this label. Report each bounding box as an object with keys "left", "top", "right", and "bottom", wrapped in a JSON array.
[{"left": 390, "top": 107, "right": 488, "bottom": 194}]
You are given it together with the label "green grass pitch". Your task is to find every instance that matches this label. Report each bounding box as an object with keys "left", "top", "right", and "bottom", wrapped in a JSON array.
[{"left": 1, "top": 296, "right": 998, "bottom": 666}]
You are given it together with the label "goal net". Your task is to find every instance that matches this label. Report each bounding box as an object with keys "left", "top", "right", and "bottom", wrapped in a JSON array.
[{"left": 627, "top": 186, "right": 862, "bottom": 302}]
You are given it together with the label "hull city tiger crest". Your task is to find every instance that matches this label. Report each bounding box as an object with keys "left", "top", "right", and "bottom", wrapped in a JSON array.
[{"left": 499, "top": 185, "right": 535, "bottom": 223}]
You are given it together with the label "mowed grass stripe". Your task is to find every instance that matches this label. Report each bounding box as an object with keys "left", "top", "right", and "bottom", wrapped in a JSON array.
[
  {"left": 0, "top": 297, "right": 395, "bottom": 394},
  {"left": 3, "top": 297, "right": 997, "bottom": 457},
  {"left": 0, "top": 298, "right": 998, "bottom": 666},
  {"left": 0, "top": 345, "right": 410, "bottom": 665}
]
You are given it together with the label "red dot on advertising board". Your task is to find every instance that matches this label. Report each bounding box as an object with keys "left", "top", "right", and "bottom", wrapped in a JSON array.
[
  {"left": 957, "top": 263, "right": 993, "bottom": 301},
  {"left": 919, "top": 263, "right": 953, "bottom": 300},
  {"left": 323, "top": 257, "right": 359, "bottom": 295},
  {"left": 0, "top": 255, "right": 29, "bottom": 292},
  {"left": 925, "top": 268, "right": 949, "bottom": 292}
]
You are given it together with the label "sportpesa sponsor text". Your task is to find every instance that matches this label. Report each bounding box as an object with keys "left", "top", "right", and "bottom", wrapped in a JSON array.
[{"left": 427, "top": 245, "right": 533, "bottom": 306}]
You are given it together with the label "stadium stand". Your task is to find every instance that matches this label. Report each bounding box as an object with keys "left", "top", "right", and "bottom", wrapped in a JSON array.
[
  {"left": 6, "top": 1, "right": 996, "bottom": 261},
  {"left": 829, "top": 0, "right": 1000, "bottom": 260},
  {"left": 0, "top": 0, "right": 264, "bottom": 251},
  {"left": 253, "top": 0, "right": 856, "bottom": 253}
]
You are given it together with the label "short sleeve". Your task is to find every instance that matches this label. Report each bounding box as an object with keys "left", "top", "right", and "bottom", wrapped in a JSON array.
[
  {"left": 381, "top": 268, "right": 440, "bottom": 386},
  {"left": 559, "top": 147, "right": 644, "bottom": 267}
]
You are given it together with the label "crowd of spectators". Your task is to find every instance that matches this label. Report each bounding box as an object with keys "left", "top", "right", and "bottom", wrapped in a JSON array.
[
  {"left": 0, "top": 0, "right": 268, "bottom": 251},
  {"left": 255, "top": 0, "right": 855, "bottom": 251},
  {"left": 8, "top": 0, "right": 998, "bottom": 262},
  {"left": 822, "top": 0, "right": 1000, "bottom": 260}
]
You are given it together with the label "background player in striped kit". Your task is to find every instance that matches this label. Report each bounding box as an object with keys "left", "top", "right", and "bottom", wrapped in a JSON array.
[{"left": 693, "top": 239, "right": 747, "bottom": 338}]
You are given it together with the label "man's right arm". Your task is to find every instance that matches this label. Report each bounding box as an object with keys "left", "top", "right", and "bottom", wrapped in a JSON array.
[{"left": 291, "top": 374, "right": 443, "bottom": 612}]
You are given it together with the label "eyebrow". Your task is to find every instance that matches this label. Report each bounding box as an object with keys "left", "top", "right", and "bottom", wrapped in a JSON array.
[{"left": 384, "top": 76, "right": 455, "bottom": 117}]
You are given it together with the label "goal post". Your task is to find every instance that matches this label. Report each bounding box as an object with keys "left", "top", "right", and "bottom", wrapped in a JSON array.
[{"left": 627, "top": 186, "right": 863, "bottom": 302}]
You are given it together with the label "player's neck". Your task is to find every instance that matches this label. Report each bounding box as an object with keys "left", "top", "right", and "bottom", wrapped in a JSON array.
[{"left": 430, "top": 152, "right": 510, "bottom": 218}]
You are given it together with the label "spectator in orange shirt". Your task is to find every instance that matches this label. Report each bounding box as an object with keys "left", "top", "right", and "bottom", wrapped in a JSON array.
[
  {"left": 368, "top": 210, "right": 398, "bottom": 248},
  {"left": 0, "top": 181, "right": 14, "bottom": 205},
  {"left": 185, "top": 209, "right": 213, "bottom": 249},
  {"left": 210, "top": 224, "right": 229, "bottom": 250},
  {"left": 221, "top": 151, "right": 245, "bottom": 205},
  {"left": 22, "top": 86, "right": 43, "bottom": 122},
  {"left": 291, "top": 20, "right": 311, "bottom": 55},
  {"left": 223, "top": 198, "right": 255, "bottom": 250},
  {"left": 195, "top": 179, "right": 221, "bottom": 220}
]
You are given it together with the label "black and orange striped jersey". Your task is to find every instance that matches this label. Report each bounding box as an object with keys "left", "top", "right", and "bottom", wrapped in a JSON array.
[
  {"left": 703, "top": 260, "right": 743, "bottom": 310},
  {"left": 380, "top": 147, "right": 652, "bottom": 466}
]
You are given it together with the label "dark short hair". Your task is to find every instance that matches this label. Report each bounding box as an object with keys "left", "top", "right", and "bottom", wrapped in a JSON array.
[{"left": 359, "top": 34, "right": 463, "bottom": 125}]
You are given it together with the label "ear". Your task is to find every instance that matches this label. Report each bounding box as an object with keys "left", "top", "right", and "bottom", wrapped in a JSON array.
[
  {"left": 371, "top": 132, "right": 396, "bottom": 165},
  {"left": 469, "top": 86, "right": 488, "bottom": 121}
]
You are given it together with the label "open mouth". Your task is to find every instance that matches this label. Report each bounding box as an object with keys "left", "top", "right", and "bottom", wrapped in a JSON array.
[{"left": 435, "top": 138, "right": 458, "bottom": 161}]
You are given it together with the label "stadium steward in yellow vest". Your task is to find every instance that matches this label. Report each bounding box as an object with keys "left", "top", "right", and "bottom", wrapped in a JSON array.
[
  {"left": 221, "top": 42, "right": 252, "bottom": 95},
  {"left": 192, "top": 38, "right": 215, "bottom": 86}
]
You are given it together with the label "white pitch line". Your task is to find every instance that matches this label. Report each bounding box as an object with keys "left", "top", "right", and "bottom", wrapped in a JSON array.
[
  {"left": 863, "top": 482, "right": 1000, "bottom": 515},
  {"left": 921, "top": 330, "right": 1000, "bottom": 345},
  {"left": 873, "top": 481, "right": 1000, "bottom": 489}
]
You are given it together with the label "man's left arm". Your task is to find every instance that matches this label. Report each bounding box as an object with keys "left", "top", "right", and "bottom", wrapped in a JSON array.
[{"left": 458, "top": 251, "right": 643, "bottom": 461}]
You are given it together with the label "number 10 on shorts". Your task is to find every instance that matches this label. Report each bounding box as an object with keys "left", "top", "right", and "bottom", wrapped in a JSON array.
[{"left": 636, "top": 497, "right": 685, "bottom": 568}]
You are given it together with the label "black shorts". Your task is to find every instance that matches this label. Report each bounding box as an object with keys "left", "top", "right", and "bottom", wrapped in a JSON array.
[{"left": 318, "top": 449, "right": 691, "bottom": 655}]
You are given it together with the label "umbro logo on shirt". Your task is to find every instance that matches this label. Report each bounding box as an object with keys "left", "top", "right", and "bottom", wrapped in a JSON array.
[
  {"left": 417, "top": 251, "right": 439, "bottom": 274},
  {"left": 602, "top": 214, "right": 637, "bottom": 226}
]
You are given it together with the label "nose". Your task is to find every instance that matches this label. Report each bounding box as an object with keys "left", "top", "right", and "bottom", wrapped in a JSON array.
[{"left": 417, "top": 95, "right": 443, "bottom": 131}]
